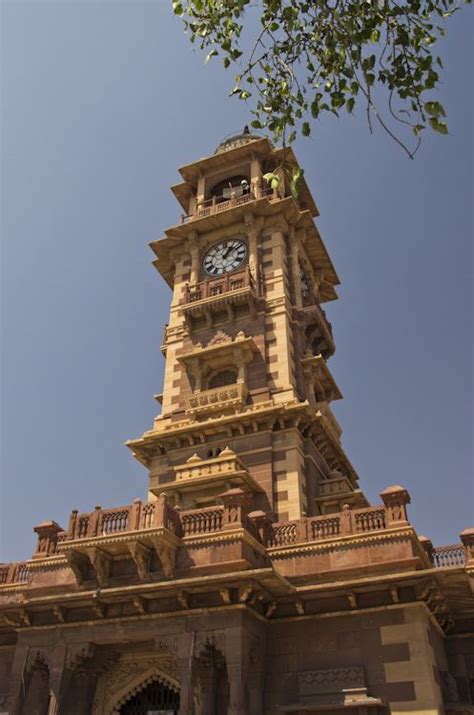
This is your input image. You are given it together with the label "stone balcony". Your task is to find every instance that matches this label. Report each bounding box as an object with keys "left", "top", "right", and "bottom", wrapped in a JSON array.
[
  {"left": 299, "top": 298, "right": 335, "bottom": 360},
  {"left": 153, "top": 447, "right": 263, "bottom": 506},
  {"left": 181, "top": 267, "right": 258, "bottom": 328},
  {"left": 1, "top": 488, "right": 472, "bottom": 633},
  {"left": 180, "top": 186, "right": 276, "bottom": 224},
  {"left": 185, "top": 382, "right": 248, "bottom": 419}
]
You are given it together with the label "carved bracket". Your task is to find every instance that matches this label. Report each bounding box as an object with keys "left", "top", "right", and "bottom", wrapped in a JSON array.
[{"left": 128, "top": 542, "right": 153, "bottom": 581}]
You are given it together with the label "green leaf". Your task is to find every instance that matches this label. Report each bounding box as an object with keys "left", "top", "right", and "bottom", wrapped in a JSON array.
[
  {"left": 290, "top": 167, "right": 304, "bottom": 197},
  {"left": 263, "top": 172, "right": 280, "bottom": 190},
  {"left": 172, "top": 1, "right": 183, "bottom": 15},
  {"left": 424, "top": 101, "right": 446, "bottom": 117},
  {"left": 429, "top": 117, "right": 448, "bottom": 134},
  {"left": 346, "top": 97, "right": 355, "bottom": 113},
  {"left": 310, "top": 100, "right": 319, "bottom": 118},
  {"left": 205, "top": 50, "right": 218, "bottom": 64},
  {"left": 302, "top": 122, "right": 311, "bottom": 136}
]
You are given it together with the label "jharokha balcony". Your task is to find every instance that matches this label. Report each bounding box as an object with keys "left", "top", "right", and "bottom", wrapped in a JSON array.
[
  {"left": 185, "top": 382, "right": 248, "bottom": 419},
  {"left": 180, "top": 186, "right": 277, "bottom": 224},
  {"left": 182, "top": 267, "right": 258, "bottom": 327}
]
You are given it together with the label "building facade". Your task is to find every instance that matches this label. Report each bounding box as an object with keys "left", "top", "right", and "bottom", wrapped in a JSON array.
[{"left": 0, "top": 132, "right": 473, "bottom": 715}]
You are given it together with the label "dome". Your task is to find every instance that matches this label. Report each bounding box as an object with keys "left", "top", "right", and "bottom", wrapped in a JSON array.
[{"left": 215, "top": 126, "right": 264, "bottom": 154}]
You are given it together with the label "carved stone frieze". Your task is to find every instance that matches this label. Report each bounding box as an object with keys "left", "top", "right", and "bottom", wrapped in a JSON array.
[{"left": 298, "top": 665, "right": 366, "bottom": 699}]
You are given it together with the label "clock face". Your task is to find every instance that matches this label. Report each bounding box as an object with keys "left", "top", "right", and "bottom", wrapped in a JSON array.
[{"left": 202, "top": 239, "right": 247, "bottom": 276}]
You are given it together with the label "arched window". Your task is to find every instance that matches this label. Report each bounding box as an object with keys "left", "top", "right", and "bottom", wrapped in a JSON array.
[
  {"left": 210, "top": 175, "right": 250, "bottom": 201},
  {"left": 208, "top": 369, "right": 238, "bottom": 390}
]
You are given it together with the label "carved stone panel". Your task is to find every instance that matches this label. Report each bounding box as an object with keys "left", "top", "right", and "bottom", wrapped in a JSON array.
[{"left": 298, "top": 666, "right": 368, "bottom": 704}]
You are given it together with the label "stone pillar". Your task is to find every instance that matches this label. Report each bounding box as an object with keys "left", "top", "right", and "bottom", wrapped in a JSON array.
[
  {"left": 196, "top": 173, "right": 205, "bottom": 211},
  {"left": 380, "top": 485, "right": 410, "bottom": 525},
  {"left": 48, "top": 642, "right": 68, "bottom": 713},
  {"left": 460, "top": 528, "right": 474, "bottom": 565},
  {"left": 186, "top": 232, "right": 200, "bottom": 285},
  {"left": 221, "top": 488, "right": 249, "bottom": 530},
  {"left": 244, "top": 214, "right": 263, "bottom": 291},
  {"left": 290, "top": 229, "right": 303, "bottom": 309},
  {"left": 33, "top": 521, "right": 64, "bottom": 559},
  {"left": 419, "top": 535, "right": 434, "bottom": 565},
  {"left": 169, "top": 632, "right": 196, "bottom": 715},
  {"left": 22, "top": 665, "right": 50, "bottom": 715},
  {"left": 198, "top": 665, "right": 216, "bottom": 713},
  {"left": 224, "top": 625, "right": 247, "bottom": 715}
]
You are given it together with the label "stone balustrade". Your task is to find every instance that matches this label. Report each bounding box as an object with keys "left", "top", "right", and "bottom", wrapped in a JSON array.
[
  {"left": 0, "top": 485, "right": 470, "bottom": 587},
  {"left": 180, "top": 505, "right": 224, "bottom": 536},
  {"left": 268, "top": 488, "right": 409, "bottom": 549},
  {"left": 175, "top": 448, "right": 246, "bottom": 482},
  {"left": 185, "top": 382, "right": 248, "bottom": 418},
  {"left": 180, "top": 186, "right": 276, "bottom": 224},
  {"left": 184, "top": 267, "right": 254, "bottom": 305},
  {"left": 432, "top": 544, "right": 465, "bottom": 568},
  {"left": 0, "top": 562, "right": 30, "bottom": 586}
]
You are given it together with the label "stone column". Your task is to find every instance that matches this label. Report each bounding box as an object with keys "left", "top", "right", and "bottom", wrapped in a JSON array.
[
  {"left": 244, "top": 214, "right": 263, "bottom": 291},
  {"left": 48, "top": 642, "right": 67, "bottom": 712},
  {"left": 168, "top": 632, "right": 196, "bottom": 715},
  {"left": 186, "top": 232, "right": 200, "bottom": 285},
  {"left": 7, "top": 643, "right": 31, "bottom": 715},
  {"left": 289, "top": 228, "right": 302, "bottom": 309},
  {"left": 22, "top": 666, "right": 50, "bottom": 715},
  {"left": 224, "top": 626, "right": 247, "bottom": 715},
  {"left": 198, "top": 664, "right": 216, "bottom": 713}
]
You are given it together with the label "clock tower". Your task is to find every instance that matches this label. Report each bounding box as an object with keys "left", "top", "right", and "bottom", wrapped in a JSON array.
[
  {"left": 3, "top": 130, "right": 471, "bottom": 715},
  {"left": 127, "top": 129, "right": 367, "bottom": 521}
]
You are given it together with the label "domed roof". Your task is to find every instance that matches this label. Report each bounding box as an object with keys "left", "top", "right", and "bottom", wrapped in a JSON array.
[{"left": 215, "top": 126, "right": 264, "bottom": 154}]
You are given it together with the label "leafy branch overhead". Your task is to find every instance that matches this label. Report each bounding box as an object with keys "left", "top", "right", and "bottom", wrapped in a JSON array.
[{"left": 173, "top": 0, "right": 471, "bottom": 158}]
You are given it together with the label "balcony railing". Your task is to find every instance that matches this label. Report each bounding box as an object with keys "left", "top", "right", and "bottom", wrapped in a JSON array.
[
  {"left": 63, "top": 497, "right": 182, "bottom": 543},
  {"left": 268, "top": 503, "right": 395, "bottom": 548},
  {"left": 181, "top": 505, "right": 224, "bottom": 536},
  {"left": 432, "top": 544, "right": 465, "bottom": 568},
  {"left": 2, "top": 486, "right": 469, "bottom": 588},
  {"left": 185, "top": 382, "right": 248, "bottom": 418},
  {"left": 184, "top": 268, "right": 254, "bottom": 305},
  {"left": 0, "top": 562, "right": 30, "bottom": 586},
  {"left": 175, "top": 449, "right": 246, "bottom": 482},
  {"left": 180, "top": 187, "right": 277, "bottom": 223}
]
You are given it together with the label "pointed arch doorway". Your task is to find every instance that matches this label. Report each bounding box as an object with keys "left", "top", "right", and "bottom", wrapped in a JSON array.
[{"left": 119, "top": 676, "right": 180, "bottom": 714}]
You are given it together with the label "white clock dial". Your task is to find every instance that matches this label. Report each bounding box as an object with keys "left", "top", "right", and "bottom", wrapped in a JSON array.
[{"left": 202, "top": 239, "right": 247, "bottom": 276}]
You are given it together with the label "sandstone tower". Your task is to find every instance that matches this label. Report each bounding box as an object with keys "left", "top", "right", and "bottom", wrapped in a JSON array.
[{"left": 0, "top": 131, "right": 473, "bottom": 715}]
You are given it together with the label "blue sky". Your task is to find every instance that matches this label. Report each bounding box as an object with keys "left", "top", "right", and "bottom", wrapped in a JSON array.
[{"left": 1, "top": 1, "right": 472, "bottom": 562}]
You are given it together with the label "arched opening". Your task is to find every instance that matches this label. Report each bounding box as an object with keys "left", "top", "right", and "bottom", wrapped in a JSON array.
[
  {"left": 210, "top": 175, "right": 250, "bottom": 202},
  {"left": 208, "top": 369, "right": 238, "bottom": 390},
  {"left": 119, "top": 677, "right": 180, "bottom": 714}
]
